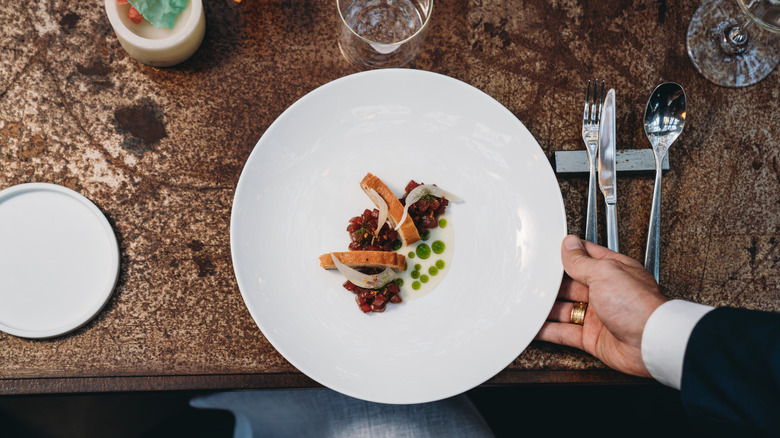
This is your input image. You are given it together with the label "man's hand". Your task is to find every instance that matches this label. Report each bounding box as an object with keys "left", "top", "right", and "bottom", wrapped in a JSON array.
[{"left": 535, "top": 235, "right": 668, "bottom": 377}]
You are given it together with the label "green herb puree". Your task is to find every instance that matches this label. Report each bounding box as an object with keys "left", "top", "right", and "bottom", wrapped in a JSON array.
[{"left": 415, "top": 243, "right": 431, "bottom": 259}]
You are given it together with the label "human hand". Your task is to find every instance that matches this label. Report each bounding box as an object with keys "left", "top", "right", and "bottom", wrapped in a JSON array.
[{"left": 535, "top": 235, "right": 668, "bottom": 377}]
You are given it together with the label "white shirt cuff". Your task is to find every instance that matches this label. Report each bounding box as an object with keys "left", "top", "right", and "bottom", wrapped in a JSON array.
[{"left": 641, "top": 299, "right": 714, "bottom": 389}]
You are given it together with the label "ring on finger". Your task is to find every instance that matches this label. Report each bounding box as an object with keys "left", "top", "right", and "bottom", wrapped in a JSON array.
[{"left": 570, "top": 302, "right": 587, "bottom": 325}]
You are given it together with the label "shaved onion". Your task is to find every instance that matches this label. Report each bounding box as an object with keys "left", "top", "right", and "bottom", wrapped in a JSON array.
[
  {"left": 330, "top": 253, "right": 397, "bottom": 289},
  {"left": 365, "top": 188, "right": 389, "bottom": 237},
  {"left": 396, "top": 185, "right": 463, "bottom": 230}
]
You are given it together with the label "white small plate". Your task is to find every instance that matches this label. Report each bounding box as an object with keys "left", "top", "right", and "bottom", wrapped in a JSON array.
[
  {"left": 0, "top": 183, "right": 120, "bottom": 338},
  {"left": 231, "top": 69, "right": 566, "bottom": 404}
]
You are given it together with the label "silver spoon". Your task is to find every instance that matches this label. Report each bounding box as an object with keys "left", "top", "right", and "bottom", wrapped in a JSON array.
[{"left": 644, "top": 83, "right": 686, "bottom": 282}]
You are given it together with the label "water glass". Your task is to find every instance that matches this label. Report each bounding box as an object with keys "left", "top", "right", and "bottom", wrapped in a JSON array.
[{"left": 338, "top": 0, "right": 433, "bottom": 68}]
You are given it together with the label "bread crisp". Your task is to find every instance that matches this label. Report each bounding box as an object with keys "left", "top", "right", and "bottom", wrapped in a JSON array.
[
  {"left": 320, "top": 251, "right": 406, "bottom": 272},
  {"left": 360, "top": 173, "right": 420, "bottom": 245}
]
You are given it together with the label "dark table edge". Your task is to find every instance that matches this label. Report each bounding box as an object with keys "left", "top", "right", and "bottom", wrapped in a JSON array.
[{"left": 0, "top": 370, "right": 652, "bottom": 396}]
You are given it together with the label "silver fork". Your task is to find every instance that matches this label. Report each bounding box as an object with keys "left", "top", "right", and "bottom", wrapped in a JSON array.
[{"left": 581, "top": 79, "right": 604, "bottom": 244}]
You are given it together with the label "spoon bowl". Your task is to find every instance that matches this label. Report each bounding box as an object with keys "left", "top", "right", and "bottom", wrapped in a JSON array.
[
  {"left": 644, "top": 83, "right": 687, "bottom": 151},
  {"left": 644, "top": 82, "right": 687, "bottom": 282}
]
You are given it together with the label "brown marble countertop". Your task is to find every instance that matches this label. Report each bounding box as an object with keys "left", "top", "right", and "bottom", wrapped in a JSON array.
[{"left": 1, "top": 0, "right": 778, "bottom": 394}]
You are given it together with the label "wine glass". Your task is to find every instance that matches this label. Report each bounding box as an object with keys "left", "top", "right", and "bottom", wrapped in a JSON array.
[
  {"left": 337, "top": 0, "right": 433, "bottom": 69},
  {"left": 687, "top": 0, "right": 780, "bottom": 87}
]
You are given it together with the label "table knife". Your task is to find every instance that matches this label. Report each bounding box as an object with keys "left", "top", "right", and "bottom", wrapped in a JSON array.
[{"left": 598, "top": 89, "right": 618, "bottom": 252}]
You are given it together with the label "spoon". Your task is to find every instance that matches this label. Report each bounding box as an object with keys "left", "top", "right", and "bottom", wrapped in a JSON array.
[{"left": 644, "top": 82, "right": 686, "bottom": 282}]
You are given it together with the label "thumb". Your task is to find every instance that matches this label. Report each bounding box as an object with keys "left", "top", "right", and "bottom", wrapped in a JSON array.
[{"left": 560, "top": 235, "right": 601, "bottom": 284}]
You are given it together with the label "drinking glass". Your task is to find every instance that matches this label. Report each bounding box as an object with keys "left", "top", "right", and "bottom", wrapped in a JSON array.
[
  {"left": 687, "top": 0, "right": 780, "bottom": 87},
  {"left": 337, "top": 0, "right": 433, "bottom": 69}
]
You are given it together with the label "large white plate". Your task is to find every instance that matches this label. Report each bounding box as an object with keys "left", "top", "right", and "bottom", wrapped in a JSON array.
[
  {"left": 231, "top": 69, "right": 566, "bottom": 404},
  {"left": 0, "top": 183, "right": 119, "bottom": 338}
]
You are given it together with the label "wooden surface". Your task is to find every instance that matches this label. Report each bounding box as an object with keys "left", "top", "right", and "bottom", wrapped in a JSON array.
[{"left": 1, "top": 0, "right": 778, "bottom": 395}]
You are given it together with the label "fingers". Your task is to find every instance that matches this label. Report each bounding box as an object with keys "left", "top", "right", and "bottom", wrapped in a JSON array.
[
  {"left": 558, "top": 276, "right": 589, "bottom": 302},
  {"left": 534, "top": 322, "right": 584, "bottom": 350},
  {"left": 560, "top": 235, "right": 643, "bottom": 286},
  {"left": 547, "top": 300, "right": 578, "bottom": 322},
  {"left": 581, "top": 239, "right": 644, "bottom": 268},
  {"left": 547, "top": 300, "right": 574, "bottom": 322},
  {"left": 560, "top": 235, "right": 601, "bottom": 284}
]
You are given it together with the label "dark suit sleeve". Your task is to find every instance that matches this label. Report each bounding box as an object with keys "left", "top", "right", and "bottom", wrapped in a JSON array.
[{"left": 681, "top": 307, "right": 780, "bottom": 436}]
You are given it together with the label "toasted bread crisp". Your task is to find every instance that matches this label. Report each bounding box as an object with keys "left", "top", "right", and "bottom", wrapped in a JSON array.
[
  {"left": 320, "top": 251, "right": 406, "bottom": 272},
  {"left": 360, "top": 173, "right": 420, "bottom": 245}
]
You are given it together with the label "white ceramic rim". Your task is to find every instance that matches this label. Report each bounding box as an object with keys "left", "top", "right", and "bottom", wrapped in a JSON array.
[
  {"left": 230, "top": 69, "right": 567, "bottom": 404},
  {"left": 104, "top": 0, "right": 203, "bottom": 50},
  {"left": 0, "top": 183, "right": 120, "bottom": 339}
]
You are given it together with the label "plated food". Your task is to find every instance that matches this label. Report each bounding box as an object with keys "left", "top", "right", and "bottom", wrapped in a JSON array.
[
  {"left": 360, "top": 173, "right": 421, "bottom": 245},
  {"left": 319, "top": 173, "right": 461, "bottom": 313},
  {"left": 116, "top": 0, "right": 188, "bottom": 28},
  {"left": 231, "top": 69, "right": 566, "bottom": 404}
]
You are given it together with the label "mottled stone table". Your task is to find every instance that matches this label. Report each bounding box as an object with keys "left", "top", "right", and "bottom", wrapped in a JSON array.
[{"left": 1, "top": 0, "right": 778, "bottom": 394}]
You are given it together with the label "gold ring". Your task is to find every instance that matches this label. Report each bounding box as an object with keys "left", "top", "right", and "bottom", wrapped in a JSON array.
[{"left": 570, "top": 302, "right": 587, "bottom": 325}]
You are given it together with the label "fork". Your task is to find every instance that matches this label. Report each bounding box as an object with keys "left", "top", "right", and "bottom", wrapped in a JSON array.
[{"left": 581, "top": 79, "right": 604, "bottom": 245}]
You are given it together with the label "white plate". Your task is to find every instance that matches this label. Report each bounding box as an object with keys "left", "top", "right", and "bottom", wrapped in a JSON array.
[
  {"left": 0, "top": 183, "right": 119, "bottom": 338},
  {"left": 231, "top": 69, "right": 566, "bottom": 404}
]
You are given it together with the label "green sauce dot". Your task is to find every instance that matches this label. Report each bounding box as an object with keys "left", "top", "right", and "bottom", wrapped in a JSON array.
[
  {"left": 414, "top": 264, "right": 422, "bottom": 271},
  {"left": 392, "top": 241, "right": 402, "bottom": 251},
  {"left": 416, "top": 243, "right": 431, "bottom": 259},
  {"left": 428, "top": 266, "right": 439, "bottom": 276},
  {"left": 436, "top": 260, "right": 445, "bottom": 269},
  {"left": 408, "top": 252, "right": 415, "bottom": 259},
  {"left": 420, "top": 275, "right": 429, "bottom": 283},
  {"left": 411, "top": 270, "right": 420, "bottom": 279},
  {"left": 438, "top": 218, "right": 447, "bottom": 228},
  {"left": 420, "top": 230, "right": 431, "bottom": 241},
  {"left": 431, "top": 240, "right": 445, "bottom": 254},
  {"left": 412, "top": 281, "right": 421, "bottom": 290},
  {"left": 395, "top": 279, "right": 404, "bottom": 287}
]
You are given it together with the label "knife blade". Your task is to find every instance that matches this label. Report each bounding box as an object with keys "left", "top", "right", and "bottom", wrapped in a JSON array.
[{"left": 598, "top": 89, "right": 618, "bottom": 252}]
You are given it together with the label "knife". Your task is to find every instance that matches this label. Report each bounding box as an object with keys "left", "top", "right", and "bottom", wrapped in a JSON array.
[{"left": 598, "top": 89, "right": 618, "bottom": 252}]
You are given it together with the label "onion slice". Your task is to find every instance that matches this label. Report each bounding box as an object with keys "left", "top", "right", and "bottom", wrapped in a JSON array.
[
  {"left": 396, "top": 184, "right": 463, "bottom": 230},
  {"left": 330, "top": 253, "right": 397, "bottom": 289},
  {"left": 365, "top": 188, "right": 389, "bottom": 237}
]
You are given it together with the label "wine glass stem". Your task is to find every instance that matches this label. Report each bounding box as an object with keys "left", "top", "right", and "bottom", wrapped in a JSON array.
[{"left": 721, "top": 18, "right": 755, "bottom": 54}]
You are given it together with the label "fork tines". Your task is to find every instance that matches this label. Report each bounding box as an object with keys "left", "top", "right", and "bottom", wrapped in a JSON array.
[{"left": 584, "top": 79, "right": 605, "bottom": 124}]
